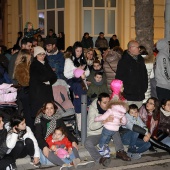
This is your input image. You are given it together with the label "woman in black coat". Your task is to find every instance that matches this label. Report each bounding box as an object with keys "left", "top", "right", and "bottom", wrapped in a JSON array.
[{"left": 29, "top": 46, "right": 57, "bottom": 117}]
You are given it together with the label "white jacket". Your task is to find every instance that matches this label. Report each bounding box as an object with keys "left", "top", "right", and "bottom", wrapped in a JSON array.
[
  {"left": 64, "top": 58, "right": 90, "bottom": 79},
  {"left": 87, "top": 99, "right": 103, "bottom": 136},
  {"left": 6, "top": 126, "right": 40, "bottom": 158}
]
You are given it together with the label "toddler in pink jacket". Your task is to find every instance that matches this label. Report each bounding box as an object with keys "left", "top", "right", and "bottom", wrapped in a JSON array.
[{"left": 95, "top": 100, "right": 128, "bottom": 157}]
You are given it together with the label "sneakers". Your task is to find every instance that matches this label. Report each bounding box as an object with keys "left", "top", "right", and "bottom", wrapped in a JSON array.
[
  {"left": 30, "top": 156, "right": 41, "bottom": 168},
  {"left": 73, "top": 158, "right": 81, "bottom": 168},
  {"left": 6, "top": 163, "right": 17, "bottom": 170},
  {"left": 97, "top": 144, "right": 110, "bottom": 157},
  {"left": 99, "top": 157, "right": 111, "bottom": 167},
  {"left": 127, "top": 152, "right": 141, "bottom": 160},
  {"left": 76, "top": 160, "right": 95, "bottom": 169},
  {"left": 34, "top": 161, "right": 41, "bottom": 168},
  {"left": 60, "top": 164, "right": 74, "bottom": 170},
  {"left": 116, "top": 150, "right": 131, "bottom": 161}
]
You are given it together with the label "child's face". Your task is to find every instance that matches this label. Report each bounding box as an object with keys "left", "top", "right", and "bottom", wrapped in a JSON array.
[
  {"left": 120, "top": 85, "right": 124, "bottom": 93},
  {"left": 87, "top": 51, "right": 93, "bottom": 60},
  {"left": 0, "top": 117, "right": 4, "bottom": 130},
  {"left": 53, "top": 130, "right": 63, "bottom": 140},
  {"left": 28, "top": 23, "right": 33, "bottom": 30},
  {"left": 129, "top": 109, "right": 139, "bottom": 118},
  {"left": 94, "top": 74, "right": 102, "bottom": 82},
  {"left": 75, "top": 47, "right": 82, "bottom": 58},
  {"left": 146, "top": 99, "right": 155, "bottom": 112},
  {"left": 45, "top": 103, "right": 55, "bottom": 117},
  {"left": 17, "top": 119, "right": 26, "bottom": 131},
  {"left": 163, "top": 101, "right": 170, "bottom": 112}
]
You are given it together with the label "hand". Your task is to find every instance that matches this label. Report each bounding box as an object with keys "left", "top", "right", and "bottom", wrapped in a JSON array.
[
  {"left": 86, "top": 81, "right": 91, "bottom": 86},
  {"left": 13, "top": 126, "right": 18, "bottom": 133},
  {"left": 143, "top": 133, "right": 151, "bottom": 142},
  {"left": 33, "top": 157, "right": 39, "bottom": 165},
  {"left": 43, "top": 146, "right": 50, "bottom": 157},
  {"left": 102, "top": 115, "right": 114, "bottom": 124},
  {"left": 40, "top": 28, "right": 44, "bottom": 31},
  {"left": 72, "top": 142, "right": 78, "bottom": 150},
  {"left": 68, "top": 148, "right": 72, "bottom": 154},
  {"left": 75, "top": 95, "right": 79, "bottom": 98}
]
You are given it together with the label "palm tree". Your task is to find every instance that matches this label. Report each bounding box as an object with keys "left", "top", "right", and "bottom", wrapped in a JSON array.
[{"left": 135, "top": 0, "right": 154, "bottom": 55}]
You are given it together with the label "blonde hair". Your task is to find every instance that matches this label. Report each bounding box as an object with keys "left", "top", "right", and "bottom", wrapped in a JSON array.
[
  {"left": 13, "top": 49, "right": 31, "bottom": 78},
  {"left": 84, "top": 48, "right": 94, "bottom": 59}
]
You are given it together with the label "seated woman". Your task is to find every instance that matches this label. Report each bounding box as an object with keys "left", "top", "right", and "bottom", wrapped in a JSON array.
[
  {"left": 34, "top": 102, "right": 94, "bottom": 170},
  {"left": 6, "top": 115, "right": 40, "bottom": 168}
]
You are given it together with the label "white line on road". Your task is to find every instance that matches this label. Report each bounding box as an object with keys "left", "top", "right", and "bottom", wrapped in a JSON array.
[{"left": 103, "top": 158, "right": 170, "bottom": 170}]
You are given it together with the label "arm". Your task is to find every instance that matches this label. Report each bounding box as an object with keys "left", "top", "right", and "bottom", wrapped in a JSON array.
[
  {"left": 94, "top": 109, "right": 111, "bottom": 122},
  {"left": 64, "top": 58, "right": 76, "bottom": 79},
  {"left": 120, "top": 115, "right": 127, "bottom": 125},
  {"left": 6, "top": 132, "right": 18, "bottom": 149}
]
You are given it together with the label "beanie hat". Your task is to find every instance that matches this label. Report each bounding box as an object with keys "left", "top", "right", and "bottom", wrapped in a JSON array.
[
  {"left": 110, "top": 79, "right": 123, "bottom": 95},
  {"left": 73, "top": 68, "right": 85, "bottom": 78},
  {"left": 34, "top": 46, "right": 46, "bottom": 57},
  {"left": 45, "top": 38, "right": 56, "bottom": 46}
]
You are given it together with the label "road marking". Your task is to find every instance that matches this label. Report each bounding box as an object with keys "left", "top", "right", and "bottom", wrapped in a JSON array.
[{"left": 103, "top": 158, "right": 170, "bottom": 170}]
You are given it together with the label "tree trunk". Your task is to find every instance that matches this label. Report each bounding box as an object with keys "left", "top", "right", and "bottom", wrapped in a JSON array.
[{"left": 135, "top": 0, "right": 154, "bottom": 55}]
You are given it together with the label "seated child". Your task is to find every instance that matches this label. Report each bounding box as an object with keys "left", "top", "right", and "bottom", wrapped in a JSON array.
[
  {"left": 87, "top": 72, "right": 109, "bottom": 102},
  {"left": 94, "top": 100, "right": 128, "bottom": 157},
  {"left": 46, "top": 126, "right": 80, "bottom": 167}
]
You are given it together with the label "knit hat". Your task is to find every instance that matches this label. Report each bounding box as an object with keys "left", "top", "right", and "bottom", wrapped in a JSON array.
[
  {"left": 73, "top": 68, "right": 85, "bottom": 78},
  {"left": 110, "top": 79, "right": 123, "bottom": 95},
  {"left": 34, "top": 46, "right": 46, "bottom": 57},
  {"left": 45, "top": 38, "right": 56, "bottom": 45}
]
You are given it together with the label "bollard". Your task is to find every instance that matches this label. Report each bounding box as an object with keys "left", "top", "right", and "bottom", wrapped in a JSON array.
[{"left": 81, "top": 94, "right": 87, "bottom": 145}]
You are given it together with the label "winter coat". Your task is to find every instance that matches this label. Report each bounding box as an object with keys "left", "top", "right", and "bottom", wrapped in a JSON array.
[
  {"left": 95, "top": 36, "right": 108, "bottom": 49},
  {"left": 87, "top": 99, "right": 103, "bottom": 136},
  {"left": 57, "top": 37, "right": 65, "bottom": 51},
  {"left": 109, "top": 38, "right": 120, "bottom": 49},
  {"left": 29, "top": 59, "right": 57, "bottom": 116},
  {"left": 24, "top": 28, "right": 41, "bottom": 39},
  {"left": 6, "top": 126, "right": 40, "bottom": 158},
  {"left": 158, "top": 108, "right": 170, "bottom": 136},
  {"left": 95, "top": 105, "right": 127, "bottom": 131},
  {"left": 116, "top": 50, "right": 148, "bottom": 101},
  {"left": 103, "top": 50, "right": 121, "bottom": 94},
  {"left": 46, "top": 50, "right": 65, "bottom": 79},
  {"left": 0, "top": 129, "right": 8, "bottom": 159},
  {"left": 87, "top": 79, "right": 109, "bottom": 102},
  {"left": 34, "top": 116, "right": 77, "bottom": 150},
  {"left": 81, "top": 36, "right": 93, "bottom": 49},
  {"left": 155, "top": 38, "right": 170, "bottom": 90}
]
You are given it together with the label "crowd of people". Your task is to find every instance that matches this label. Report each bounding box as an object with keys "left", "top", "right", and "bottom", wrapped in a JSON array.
[{"left": 0, "top": 21, "right": 170, "bottom": 170}]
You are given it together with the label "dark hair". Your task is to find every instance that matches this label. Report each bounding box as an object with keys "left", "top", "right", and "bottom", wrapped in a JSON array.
[
  {"left": 93, "top": 59, "right": 101, "bottom": 65},
  {"left": 99, "top": 32, "right": 104, "bottom": 35},
  {"left": 18, "top": 31, "right": 23, "bottom": 37},
  {"left": 95, "top": 72, "right": 103, "bottom": 77},
  {"left": 128, "top": 104, "right": 138, "bottom": 112},
  {"left": 10, "top": 115, "right": 25, "bottom": 128},
  {"left": 113, "top": 34, "right": 117, "bottom": 37},
  {"left": 146, "top": 97, "right": 160, "bottom": 120},
  {"left": 12, "top": 44, "right": 21, "bottom": 51},
  {"left": 54, "top": 126, "right": 67, "bottom": 137},
  {"left": 21, "top": 38, "right": 32, "bottom": 45},
  {"left": 0, "top": 113, "right": 3, "bottom": 119},
  {"left": 98, "top": 93, "right": 110, "bottom": 102},
  {"left": 37, "top": 101, "right": 58, "bottom": 116},
  {"left": 161, "top": 98, "right": 170, "bottom": 108},
  {"left": 84, "top": 32, "right": 89, "bottom": 37},
  {"left": 49, "top": 29, "right": 54, "bottom": 32},
  {"left": 139, "top": 45, "right": 148, "bottom": 55}
]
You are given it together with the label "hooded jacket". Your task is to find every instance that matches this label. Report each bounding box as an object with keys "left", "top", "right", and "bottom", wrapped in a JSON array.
[{"left": 155, "top": 38, "right": 170, "bottom": 90}]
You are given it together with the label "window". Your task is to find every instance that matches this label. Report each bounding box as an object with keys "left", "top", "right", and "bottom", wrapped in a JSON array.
[
  {"left": 82, "top": 0, "right": 117, "bottom": 42},
  {"left": 37, "top": 0, "right": 64, "bottom": 36}
]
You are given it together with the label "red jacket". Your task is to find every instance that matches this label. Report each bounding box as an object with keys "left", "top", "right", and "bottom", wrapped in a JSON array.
[{"left": 46, "top": 135, "right": 72, "bottom": 150}]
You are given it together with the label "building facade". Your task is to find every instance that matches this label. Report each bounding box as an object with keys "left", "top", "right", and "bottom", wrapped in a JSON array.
[{"left": 0, "top": 0, "right": 165, "bottom": 49}]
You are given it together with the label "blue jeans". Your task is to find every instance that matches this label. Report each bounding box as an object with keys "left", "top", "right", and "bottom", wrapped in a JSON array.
[
  {"left": 99, "top": 127, "right": 116, "bottom": 148},
  {"left": 121, "top": 129, "right": 151, "bottom": 153},
  {"left": 62, "top": 151, "right": 76, "bottom": 164}
]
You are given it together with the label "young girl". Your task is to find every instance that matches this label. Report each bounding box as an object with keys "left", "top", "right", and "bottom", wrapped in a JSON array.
[
  {"left": 6, "top": 115, "right": 40, "bottom": 168},
  {"left": 95, "top": 100, "right": 128, "bottom": 157},
  {"left": 46, "top": 126, "right": 80, "bottom": 168},
  {"left": 24, "top": 22, "right": 43, "bottom": 39},
  {"left": 110, "top": 79, "right": 126, "bottom": 101},
  {"left": 158, "top": 99, "right": 170, "bottom": 147}
]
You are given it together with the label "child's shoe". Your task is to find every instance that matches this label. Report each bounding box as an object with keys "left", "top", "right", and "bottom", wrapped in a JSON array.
[
  {"left": 127, "top": 152, "right": 141, "bottom": 160},
  {"left": 34, "top": 161, "right": 41, "bottom": 168},
  {"left": 59, "top": 163, "right": 74, "bottom": 170},
  {"left": 73, "top": 158, "right": 81, "bottom": 168}
]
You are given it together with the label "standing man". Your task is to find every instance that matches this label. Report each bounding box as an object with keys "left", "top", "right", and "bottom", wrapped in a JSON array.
[
  {"left": 116, "top": 40, "right": 148, "bottom": 108},
  {"left": 155, "top": 38, "right": 170, "bottom": 101},
  {"left": 45, "top": 38, "right": 65, "bottom": 80},
  {"left": 84, "top": 93, "right": 131, "bottom": 167}
]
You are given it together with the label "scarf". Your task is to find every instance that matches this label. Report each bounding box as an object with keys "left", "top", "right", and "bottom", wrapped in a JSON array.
[
  {"left": 160, "top": 108, "right": 170, "bottom": 117},
  {"left": 97, "top": 101, "right": 106, "bottom": 115},
  {"left": 35, "top": 112, "right": 62, "bottom": 139}
]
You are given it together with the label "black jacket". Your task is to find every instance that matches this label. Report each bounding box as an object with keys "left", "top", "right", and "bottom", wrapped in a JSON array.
[
  {"left": 116, "top": 50, "right": 148, "bottom": 101},
  {"left": 81, "top": 36, "right": 93, "bottom": 49},
  {"left": 109, "top": 38, "right": 120, "bottom": 49},
  {"left": 34, "top": 117, "right": 78, "bottom": 150}
]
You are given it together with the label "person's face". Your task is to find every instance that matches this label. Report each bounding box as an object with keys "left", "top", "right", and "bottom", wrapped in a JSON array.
[
  {"left": 85, "top": 34, "right": 89, "bottom": 39},
  {"left": 86, "top": 51, "right": 93, "bottom": 60},
  {"left": 49, "top": 31, "right": 53, "bottom": 36},
  {"left": 53, "top": 130, "right": 63, "bottom": 140},
  {"left": 22, "top": 42, "right": 32, "bottom": 51},
  {"left": 33, "top": 41, "right": 38, "bottom": 46},
  {"left": 17, "top": 119, "right": 26, "bottom": 131},
  {"left": 45, "top": 103, "right": 55, "bottom": 117},
  {"left": 0, "top": 117, "right": 4, "bottom": 130},
  {"left": 129, "top": 42, "right": 140, "bottom": 56},
  {"left": 75, "top": 47, "right": 82, "bottom": 58},
  {"left": 163, "top": 101, "right": 170, "bottom": 112},
  {"left": 28, "top": 24, "right": 33, "bottom": 30},
  {"left": 46, "top": 44, "right": 55, "bottom": 52},
  {"left": 94, "top": 74, "right": 102, "bottom": 83},
  {"left": 59, "top": 33, "right": 62, "bottom": 38},
  {"left": 120, "top": 85, "right": 124, "bottom": 93},
  {"left": 36, "top": 53, "right": 46, "bottom": 62},
  {"left": 113, "top": 36, "right": 117, "bottom": 40},
  {"left": 93, "top": 63, "right": 101, "bottom": 70},
  {"left": 98, "top": 97, "right": 110, "bottom": 110},
  {"left": 129, "top": 109, "right": 139, "bottom": 118},
  {"left": 146, "top": 99, "right": 155, "bottom": 112},
  {"left": 100, "top": 34, "right": 104, "bottom": 38}
]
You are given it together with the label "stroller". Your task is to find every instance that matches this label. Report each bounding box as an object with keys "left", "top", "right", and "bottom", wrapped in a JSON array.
[
  {"left": 0, "top": 83, "right": 18, "bottom": 123},
  {"left": 52, "top": 79, "right": 78, "bottom": 136}
]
